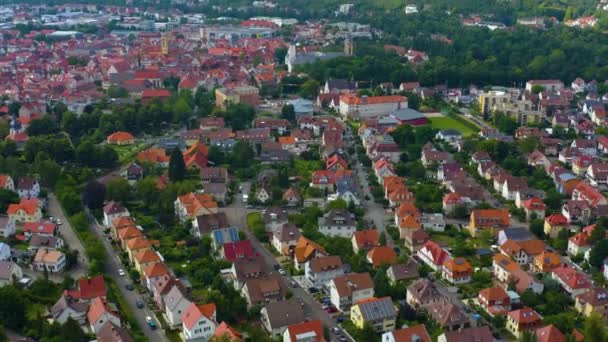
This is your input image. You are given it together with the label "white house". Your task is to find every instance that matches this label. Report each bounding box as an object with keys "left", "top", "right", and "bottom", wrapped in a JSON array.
[
  {"left": 16, "top": 177, "right": 40, "bottom": 199},
  {"left": 163, "top": 285, "right": 192, "bottom": 329},
  {"left": 317, "top": 209, "right": 357, "bottom": 238},
  {"left": 305, "top": 256, "right": 344, "bottom": 288},
  {"left": 329, "top": 273, "right": 374, "bottom": 312},
  {"left": 0, "top": 243, "right": 10, "bottom": 261},
  {"left": 0, "top": 217, "right": 15, "bottom": 238},
  {"left": 181, "top": 303, "right": 218, "bottom": 342},
  {"left": 0, "top": 261, "right": 22, "bottom": 287},
  {"left": 102, "top": 201, "right": 130, "bottom": 227},
  {"left": 87, "top": 297, "right": 121, "bottom": 334}
]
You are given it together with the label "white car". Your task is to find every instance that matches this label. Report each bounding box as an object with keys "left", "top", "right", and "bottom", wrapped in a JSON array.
[
  {"left": 278, "top": 268, "right": 286, "bottom": 275},
  {"left": 118, "top": 269, "right": 126, "bottom": 276}
]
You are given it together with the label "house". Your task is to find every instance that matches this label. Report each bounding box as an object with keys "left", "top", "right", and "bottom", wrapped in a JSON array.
[
  {"left": 50, "top": 292, "right": 88, "bottom": 325},
  {"left": 318, "top": 209, "right": 356, "bottom": 238},
  {"left": 120, "top": 162, "right": 144, "bottom": 183},
  {"left": 338, "top": 94, "right": 408, "bottom": 119},
  {"left": 497, "top": 228, "right": 533, "bottom": 246},
  {"left": 181, "top": 303, "right": 217, "bottom": 342},
  {"left": 587, "top": 162, "right": 608, "bottom": 186},
  {"left": 174, "top": 192, "right": 218, "bottom": 222},
  {"left": 562, "top": 200, "right": 591, "bottom": 224},
  {"left": 0, "top": 174, "right": 14, "bottom": 191},
  {"left": 102, "top": 201, "right": 129, "bottom": 227},
  {"left": 492, "top": 254, "right": 543, "bottom": 295},
  {"left": 241, "top": 275, "right": 287, "bottom": 306},
  {"left": 107, "top": 131, "right": 135, "bottom": 145},
  {"left": 522, "top": 198, "right": 546, "bottom": 220},
  {"left": 260, "top": 299, "right": 306, "bottom": 336},
  {"left": 572, "top": 181, "right": 607, "bottom": 207},
  {"left": 420, "top": 213, "right": 446, "bottom": 232},
  {"left": 421, "top": 149, "right": 450, "bottom": 167},
  {"left": 152, "top": 276, "right": 183, "bottom": 311},
  {"left": 192, "top": 213, "right": 229, "bottom": 238},
  {"left": 0, "top": 261, "right": 22, "bottom": 288},
  {"left": 137, "top": 148, "right": 170, "bottom": 167},
  {"left": 437, "top": 326, "right": 493, "bottom": 342},
  {"left": 163, "top": 285, "right": 192, "bottom": 329},
  {"left": 221, "top": 240, "right": 257, "bottom": 262},
  {"left": 200, "top": 167, "right": 229, "bottom": 184},
  {"left": 111, "top": 216, "right": 137, "bottom": 241},
  {"left": 88, "top": 297, "right": 121, "bottom": 334},
  {"left": 0, "top": 217, "right": 15, "bottom": 238},
  {"left": 351, "top": 229, "right": 379, "bottom": 253},
  {"left": 143, "top": 262, "right": 171, "bottom": 291},
  {"left": 96, "top": 322, "right": 133, "bottom": 342},
  {"left": 282, "top": 188, "right": 301, "bottom": 207},
  {"left": 119, "top": 227, "right": 144, "bottom": 251},
  {"left": 478, "top": 286, "right": 511, "bottom": 316},
  {"left": 264, "top": 207, "right": 289, "bottom": 232},
  {"left": 403, "top": 229, "right": 430, "bottom": 253},
  {"left": 544, "top": 213, "right": 569, "bottom": 238},
  {"left": 305, "top": 255, "right": 344, "bottom": 288},
  {"left": 421, "top": 297, "right": 469, "bottom": 331},
  {"left": 442, "top": 257, "right": 472, "bottom": 284},
  {"left": 202, "top": 183, "right": 228, "bottom": 203},
  {"left": 326, "top": 154, "right": 348, "bottom": 171},
  {"left": 574, "top": 287, "right": 608, "bottom": 319},
  {"left": 23, "top": 221, "right": 57, "bottom": 238},
  {"left": 499, "top": 239, "right": 547, "bottom": 265},
  {"left": 350, "top": 297, "right": 397, "bottom": 333},
  {"left": 294, "top": 237, "right": 327, "bottom": 270},
  {"left": 329, "top": 272, "right": 374, "bottom": 312},
  {"left": 406, "top": 278, "right": 444, "bottom": 308},
  {"left": 67, "top": 275, "right": 107, "bottom": 302},
  {"left": 568, "top": 225, "right": 594, "bottom": 256},
  {"left": 386, "top": 259, "right": 419, "bottom": 285},
  {"left": 367, "top": 246, "right": 397, "bottom": 268},
  {"left": 211, "top": 227, "right": 241, "bottom": 251},
  {"left": 417, "top": 240, "right": 449, "bottom": 271},
  {"left": 213, "top": 321, "right": 242, "bottom": 341},
  {"left": 382, "top": 324, "right": 430, "bottom": 342},
  {"left": 7, "top": 198, "right": 42, "bottom": 222},
  {"left": 32, "top": 249, "right": 66, "bottom": 273},
  {"left": 271, "top": 223, "right": 301, "bottom": 255},
  {"left": 469, "top": 208, "right": 510, "bottom": 237},
  {"left": 506, "top": 307, "right": 542, "bottom": 339},
  {"left": 532, "top": 250, "right": 561, "bottom": 273},
  {"left": 228, "top": 257, "right": 269, "bottom": 291},
  {"left": 551, "top": 265, "right": 592, "bottom": 298},
  {"left": 330, "top": 175, "right": 360, "bottom": 205},
  {"left": 283, "top": 320, "right": 323, "bottom": 342},
  {"left": 16, "top": 177, "right": 40, "bottom": 199},
  {"left": 134, "top": 250, "right": 161, "bottom": 273}
]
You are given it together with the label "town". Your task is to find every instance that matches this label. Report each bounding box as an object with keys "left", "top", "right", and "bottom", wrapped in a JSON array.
[{"left": 1, "top": 1, "right": 608, "bottom": 342}]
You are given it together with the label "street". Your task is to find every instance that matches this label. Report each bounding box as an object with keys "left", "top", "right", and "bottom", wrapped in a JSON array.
[
  {"left": 223, "top": 191, "right": 354, "bottom": 342},
  {"left": 85, "top": 210, "right": 167, "bottom": 342}
]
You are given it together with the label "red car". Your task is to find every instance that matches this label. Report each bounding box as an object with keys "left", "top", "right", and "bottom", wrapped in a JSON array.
[{"left": 326, "top": 306, "right": 337, "bottom": 314}]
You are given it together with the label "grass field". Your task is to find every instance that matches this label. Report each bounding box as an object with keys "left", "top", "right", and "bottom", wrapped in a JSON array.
[{"left": 429, "top": 115, "right": 479, "bottom": 136}]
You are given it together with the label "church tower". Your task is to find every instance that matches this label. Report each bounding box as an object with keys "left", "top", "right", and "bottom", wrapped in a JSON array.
[
  {"left": 161, "top": 33, "right": 169, "bottom": 55},
  {"left": 344, "top": 35, "right": 353, "bottom": 56}
]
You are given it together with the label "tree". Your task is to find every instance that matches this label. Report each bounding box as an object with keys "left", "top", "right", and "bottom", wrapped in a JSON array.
[
  {"left": 168, "top": 147, "right": 186, "bottom": 182},
  {"left": 531, "top": 84, "right": 545, "bottom": 94},
  {"left": 136, "top": 176, "right": 160, "bottom": 208},
  {"left": 281, "top": 104, "right": 296, "bottom": 123},
  {"left": 529, "top": 219, "right": 545, "bottom": 238},
  {"left": 37, "top": 159, "right": 61, "bottom": 189},
  {"left": 105, "top": 178, "right": 131, "bottom": 203},
  {"left": 274, "top": 47, "right": 287, "bottom": 64},
  {"left": 584, "top": 313, "right": 607, "bottom": 342},
  {"left": 0, "top": 189, "right": 18, "bottom": 213},
  {"left": 300, "top": 79, "right": 320, "bottom": 99},
  {"left": 82, "top": 181, "right": 106, "bottom": 210},
  {"left": 208, "top": 145, "right": 225, "bottom": 165},
  {"left": 589, "top": 239, "right": 608, "bottom": 268},
  {"left": 0, "top": 286, "right": 27, "bottom": 330},
  {"left": 230, "top": 141, "right": 255, "bottom": 169}
]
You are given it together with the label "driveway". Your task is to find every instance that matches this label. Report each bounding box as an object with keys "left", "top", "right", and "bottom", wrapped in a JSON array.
[
  {"left": 47, "top": 193, "right": 88, "bottom": 279},
  {"left": 85, "top": 211, "right": 167, "bottom": 342}
]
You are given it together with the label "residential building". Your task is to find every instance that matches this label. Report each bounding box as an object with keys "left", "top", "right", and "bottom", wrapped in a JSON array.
[
  {"left": 215, "top": 86, "right": 260, "bottom": 109},
  {"left": 7, "top": 198, "right": 42, "bottom": 222},
  {"left": 32, "top": 249, "right": 65, "bottom": 273},
  {"left": 88, "top": 297, "right": 121, "bottom": 334},
  {"left": 351, "top": 229, "right": 379, "bottom": 253},
  {"left": 544, "top": 213, "right": 569, "bottom": 238},
  {"left": 293, "top": 237, "right": 327, "bottom": 270},
  {"left": 382, "top": 324, "right": 430, "bottom": 342},
  {"left": 329, "top": 272, "right": 374, "bottom": 312},
  {"left": 174, "top": 192, "right": 218, "bottom": 222},
  {"left": 50, "top": 293, "right": 88, "bottom": 325},
  {"left": 0, "top": 217, "right": 15, "bottom": 238},
  {"left": 305, "top": 255, "right": 344, "bottom": 288},
  {"left": 442, "top": 257, "right": 472, "bottom": 284},
  {"left": 271, "top": 223, "right": 301, "bottom": 255},
  {"left": 261, "top": 299, "right": 306, "bottom": 336},
  {"left": 367, "top": 246, "right": 397, "bottom": 268},
  {"left": 241, "top": 275, "right": 286, "bottom": 306},
  {"left": 492, "top": 254, "right": 543, "bottom": 295},
  {"left": 338, "top": 94, "right": 407, "bottom": 119},
  {"left": 574, "top": 287, "right": 608, "bottom": 319},
  {"left": 0, "top": 261, "right": 22, "bottom": 288},
  {"left": 282, "top": 320, "right": 323, "bottom": 342},
  {"left": 506, "top": 307, "right": 542, "bottom": 339},
  {"left": 16, "top": 177, "right": 40, "bottom": 199},
  {"left": 437, "top": 326, "right": 493, "bottom": 342},
  {"left": 417, "top": 240, "right": 449, "bottom": 271},
  {"left": 107, "top": 131, "right": 135, "bottom": 145},
  {"left": 191, "top": 213, "right": 229, "bottom": 238},
  {"left": 469, "top": 208, "right": 510, "bottom": 237},
  {"left": 181, "top": 303, "right": 218, "bottom": 342},
  {"left": 350, "top": 297, "right": 397, "bottom": 333},
  {"left": 478, "top": 286, "right": 511, "bottom": 316},
  {"left": 264, "top": 207, "right": 289, "bottom": 232},
  {"left": 102, "top": 201, "right": 129, "bottom": 227},
  {"left": 317, "top": 209, "right": 356, "bottom": 238},
  {"left": 386, "top": 259, "right": 419, "bottom": 285},
  {"left": 499, "top": 239, "right": 547, "bottom": 265},
  {"left": 163, "top": 285, "right": 192, "bottom": 329},
  {"left": 551, "top": 265, "right": 592, "bottom": 298}
]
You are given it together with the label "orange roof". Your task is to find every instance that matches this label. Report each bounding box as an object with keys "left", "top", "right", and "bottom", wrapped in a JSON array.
[
  {"left": 294, "top": 237, "right": 326, "bottom": 263},
  {"left": 143, "top": 262, "right": 170, "bottom": 278},
  {"left": 184, "top": 141, "right": 208, "bottom": 157},
  {"left": 127, "top": 236, "right": 151, "bottom": 250},
  {"left": 0, "top": 174, "right": 12, "bottom": 188},
  {"left": 286, "top": 320, "right": 323, "bottom": 342},
  {"left": 399, "top": 214, "right": 421, "bottom": 230},
  {"left": 443, "top": 257, "right": 472, "bottom": 273},
  {"left": 367, "top": 246, "right": 397, "bottom": 268},
  {"left": 340, "top": 94, "right": 406, "bottom": 105},
  {"left": 107, "top": 131, "right": 134, "bottom": 142},
  {"left": 353, "top": 229, "right": 379, "bottom": 248},
  {"left": 214, "top": 321, "right": 242, "bottom": 340},
  {"left": 7, "top": 198, "right": 40, "bottom": 216},
  {"left": 479, "top": 286, "right": 509, "bottom": 302},
  {"left": 112, "top": 216, "right": 136, "bottom": 229},
  {"left": 493, "top": 254, "right": 518, "bottom": 271},
  {"left": 279, "top": 136, "right": 296, "bottom": 145},
  {"left": 198, "top": 303, "right": 217, "bottom": 320},
  {"left": 395, "top": 202, "right": 420, "bottom": 219},
  {"left": 135, "top": 250, "right": 161, "bottom": 264},
  {"left": 471, "top": 208, "right": 510, "bottom": 226},
  {"left": 534, "top": 250, "right": 561, "bottom": 271},
  {"left": 177, "top": 192, "right": 218, "bottom": 216},
  {"left": 508, "top": 307, "right": 541, "bottom": 324},
  {"left": 545, "top": 213, "right": 568, "bottom": 226},
  {"left": 500, "top": 239, "right": 546, "bottom": 257},
  {"left": 119, "top": 226, "right": 143, "bottom": 240},
  {"left": 137, "top": 148, "right": 169, "bottom": 164}
]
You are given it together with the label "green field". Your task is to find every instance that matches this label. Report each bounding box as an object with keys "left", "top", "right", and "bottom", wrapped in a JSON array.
[{"left": 429, "top": 115, "right": 479, "bottom": 136}]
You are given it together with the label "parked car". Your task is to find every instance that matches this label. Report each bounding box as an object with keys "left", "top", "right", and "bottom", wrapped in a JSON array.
[
  {"left": 136, "top": 300, "right": 145, "bottom": 309},
  {"left": 145, "top": 316, "right": 157, "bottom": 329},
  {"left": 331, "top": 327, "right": 341, "bottom": 334},
  {"left": 125, "top": 284, "right": 134, "bottom": 291},
  {"left": 118, "top": 269, "right": 126, "bottom": 276},
  {"left": 308, "top": 287, "right": 319, "bottom": 294},
  {"left": 278, "top": 268, "right": 286, "bottom": 275},
  {"left": 326, "top": 306, "right": 337, "bottom": 314}
]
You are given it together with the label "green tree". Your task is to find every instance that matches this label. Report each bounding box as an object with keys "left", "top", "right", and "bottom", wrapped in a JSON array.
[
  {"left": 37, "top": 159, "right": 61, "bottom": 189},
  {"left": 589, "top": 239, "right": 608, "bottom": 268},
  {"left": 168, "top": 147, "right": 186, "bottom": 182},
  {"left": 105, "top": 178, "right": 131, "bottom": 203},
  {"left": 135, "top": 176, "right": 160, "bottom": 208},
  {"left": 281, "top": 104, "right": 296, "bottom": 123},
  {"left": 230, "top": 141, "right": 255, "bottom": 168},
  {"left": 531, "top": 84, "right": 545, "bottom": 94},
  {"left": 300, "top": 79, "right": 320, "bottom": 99},
  {"left": 82, "top": 181, "right": 106, "bottom": 210},
  {"left": 0, "top": 189, "right": 19, "bottom": 213},
  {"left": 584, "top": 313, "right": 607, "bottom": 342},
  {"left": 0, "top": 286, "right": 27, "bottom": 330}
]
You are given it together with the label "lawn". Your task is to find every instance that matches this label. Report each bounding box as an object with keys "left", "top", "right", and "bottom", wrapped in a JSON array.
[
  {"left": 110, "top": 141, "right": 150, "bottom": 164},
  {"left": 429, "top": 115, "right": 479, "bottom": 136}
]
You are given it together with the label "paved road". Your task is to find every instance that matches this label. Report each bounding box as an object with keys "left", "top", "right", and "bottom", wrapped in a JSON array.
[
  {"left": 85, "top": 211, "right": 167, "bottom": 342},
  {"left": 47, "top": 193, "right": 88, "bottom": 279},
  {"left": 223, "top": 195, "right": 354, "bottom": 342}
]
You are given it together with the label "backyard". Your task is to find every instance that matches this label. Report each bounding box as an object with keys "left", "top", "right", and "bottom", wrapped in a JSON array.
[{"left": 429, "top": 115, "right": 479, "bottom": 136}]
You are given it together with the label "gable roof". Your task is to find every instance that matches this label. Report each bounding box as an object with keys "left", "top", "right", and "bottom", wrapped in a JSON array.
[
  {"left": 285, "top": 320, "right": 323, "bottom": 342},
  {"left": 87, "top": 297, "right": 119, "bottom": 324},
  {"left": 367, "top": 246, "right": 397, "bottom": 267},
  {"left": 182, "top": 302, "right": 217, "bottom": 330}
]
